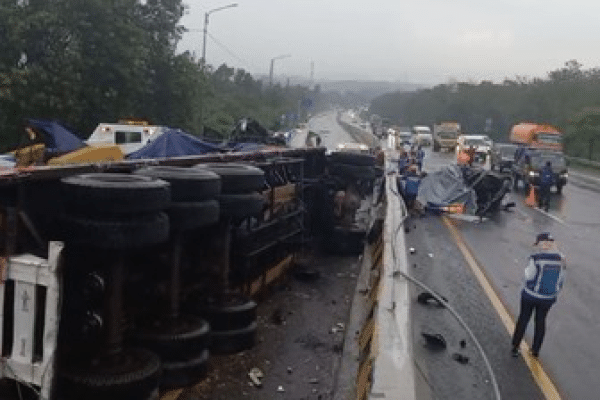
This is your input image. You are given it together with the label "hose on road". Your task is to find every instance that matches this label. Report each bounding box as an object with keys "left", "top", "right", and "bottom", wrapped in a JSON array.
[{"left": 388, "top": 167, "right": 502, "bottom": 400}]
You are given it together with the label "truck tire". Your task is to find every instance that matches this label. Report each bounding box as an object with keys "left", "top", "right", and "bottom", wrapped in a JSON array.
[
  {"left": 188, "top": 293, "right": 257, "bottom": 331},
  {"left": 62, "top": 173, "right": 170, "bottom": 215},
  {"left": 59, "top": 348, "right": 161, "bottom": 400},
  {"left": 195, "top": 163, "right": 265, "bottom": 194},
  {"left": 160, "top": 349, "right": 209, "bottom": 389},
  {"left": 168, "top": 200, "right": 219, "bottom": 231},
  {"left": 328, "top": 152, "right": 375, "bottom": 166},
  {"left": 218, "top": 193, "right": 264, "bottom": 219},
  {"left": 60, "top": 212, "right": 169, "bottom": 249},
  {"left": 209, "top": 321, "right": 257, "bottom": 355},
  {"left": 133, "top": 315, "right": 210, "bottom": 362},
  {"left": 134, "top": 166, "right": 221, "bottom": 202}
]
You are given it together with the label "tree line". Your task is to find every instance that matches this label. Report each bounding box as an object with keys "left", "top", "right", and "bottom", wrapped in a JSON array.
[
  {"left": 369, "top": 60, "right": 600, "bottom": 160},
  {"left": 0, "top": 0, "right": 317, "bottom": 151}
]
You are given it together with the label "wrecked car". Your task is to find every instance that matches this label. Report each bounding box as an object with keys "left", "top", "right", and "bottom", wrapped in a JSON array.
[{"left": 416, "top": 165, "right": 512, "bottom": 216}]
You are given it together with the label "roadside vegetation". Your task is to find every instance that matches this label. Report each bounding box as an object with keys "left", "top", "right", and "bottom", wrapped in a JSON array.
[
  {"left": 370, "top": 60, "right": 600, "bottom": 161},
  {"left": 0, "top": 0, "right": 320, "bottom": 151}
]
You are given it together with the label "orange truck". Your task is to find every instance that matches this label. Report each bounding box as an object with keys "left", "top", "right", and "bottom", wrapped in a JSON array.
[{"left": 509, "top": 123, "right": 563, "bottom": 151}]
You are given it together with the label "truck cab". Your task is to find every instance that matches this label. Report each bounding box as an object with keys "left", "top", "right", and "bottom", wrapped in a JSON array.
[
  {"left": 509, "top": 123, "right": 563, "bottom": 151},
  {"left": 512, "top": 148, "right": 568, "bottom": 194},
  {"left": 433, "top": 122, "right": 460, "bottom": 152},
  {"left": 86, "top": 120, "right": 168, "bottom": 155}
]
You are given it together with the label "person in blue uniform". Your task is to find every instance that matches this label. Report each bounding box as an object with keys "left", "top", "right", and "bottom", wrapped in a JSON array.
[
  {"left": 397, "top": 150, "right": 410, "bottom": 175},
  {"left": 538, "top": 161, "right": 555, "bottom": 211},
  {"left": 511, "top": 232, "right": 566, "bottom": 357},
  {"left": 399, "top": 165, "right": 421, "bottom": 212},
  {"left": 416, "top": 145, "right": 425, "bottom": 172}
]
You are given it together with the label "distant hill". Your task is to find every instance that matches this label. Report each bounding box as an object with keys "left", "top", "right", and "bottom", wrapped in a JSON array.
[
  {"left": 316, "top": 80, "right": 426, "bottom": 99},
  {"left": 258, "top": 74, "right": 427, "bottom": 99}
]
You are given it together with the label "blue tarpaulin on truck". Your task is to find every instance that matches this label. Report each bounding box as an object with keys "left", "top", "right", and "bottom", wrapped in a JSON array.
[
  {"left": 27, "top": 119, "right": 86, "bottom": 154},
  {"left": 127, "top": 128, "right": 222, "bottom": 159}
]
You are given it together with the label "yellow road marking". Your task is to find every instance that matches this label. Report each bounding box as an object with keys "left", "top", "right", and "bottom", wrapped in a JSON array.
[{"left": 442, "top": 217, "right": 562, "bottom": 400}]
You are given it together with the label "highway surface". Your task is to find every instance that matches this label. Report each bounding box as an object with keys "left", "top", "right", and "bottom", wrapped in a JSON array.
[{"left": 304, "top": 110, "right": 600, "bottom": 400}]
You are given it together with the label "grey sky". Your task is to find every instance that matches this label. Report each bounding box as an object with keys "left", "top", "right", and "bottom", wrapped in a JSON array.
[{"left": 178, "top": 0, "right": 600, "bottom": 85}]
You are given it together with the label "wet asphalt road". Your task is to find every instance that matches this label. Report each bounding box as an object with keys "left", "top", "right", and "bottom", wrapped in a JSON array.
[
  {"left": 420, "top": 149, "right": 600, "bottom": 400},
  {"left": 291, "top": 113, "right": 600, "bottom": 399}
]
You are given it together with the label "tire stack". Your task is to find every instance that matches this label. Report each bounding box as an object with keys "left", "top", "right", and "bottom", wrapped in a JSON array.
[
  {"left": 187, "top": 162, "right": 264, "bottom": 354},
  {"left": 132, "top": 166, "right": 221, "bottom": 388},
  {"left": 57, "top": 173, "right": 171, "bottom": 400}
]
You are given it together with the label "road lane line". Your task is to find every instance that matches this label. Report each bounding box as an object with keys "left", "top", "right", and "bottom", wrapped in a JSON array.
[
  {"left": 442, "top": 216, "right": 563, "bottom": 400},
  {"left": 531, "top": 206, "right": 566, "bottom": 225}
]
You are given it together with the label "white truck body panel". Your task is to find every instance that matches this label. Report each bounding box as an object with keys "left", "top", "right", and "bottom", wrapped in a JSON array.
[
  {"left": 0, "top": 242, "right": 63, "bottom": 400},
  {"left": 87, "top": 123, "right": 169, "bottom": 155}
]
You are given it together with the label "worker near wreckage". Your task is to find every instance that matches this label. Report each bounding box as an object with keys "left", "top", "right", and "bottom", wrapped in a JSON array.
[
  {"left": 397, "top": 150, "right": 410, "bottom": 174},
  {"left": 416, "top": 145, "right": 425, "bottom": 172},
  {"left": 398, "top": 165, "right": 421, "bottom": 212},
  {"left": 511, "top": 232, "right": 566, "bottom": 358},
  {"left": 537, "top": 161, "right": 555, "bottom": 211}
]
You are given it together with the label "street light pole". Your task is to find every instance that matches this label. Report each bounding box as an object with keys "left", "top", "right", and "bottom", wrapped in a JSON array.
[
  {"left": 269, "top": 54, "right": 291, "bottom": 87},
  {"left": 201, "top": 3, "right": 238, "bottom": 66},
  {"left": 199, "top": 3, "right": 238, "bottom": 135}
]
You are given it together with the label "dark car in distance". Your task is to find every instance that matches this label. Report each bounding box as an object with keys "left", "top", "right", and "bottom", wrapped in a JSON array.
[{"left": 490, "top": 142, "right": 519, "bottom": 172}]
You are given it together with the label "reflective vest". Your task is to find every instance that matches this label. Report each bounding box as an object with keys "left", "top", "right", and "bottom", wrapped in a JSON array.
[{"left": 524, "top": 252, "right": 565, "bottom": 300}]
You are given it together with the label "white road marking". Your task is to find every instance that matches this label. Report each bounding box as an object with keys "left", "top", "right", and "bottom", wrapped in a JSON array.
[{"left": 531, "top": 206, "right": 567, "bottom": 225}]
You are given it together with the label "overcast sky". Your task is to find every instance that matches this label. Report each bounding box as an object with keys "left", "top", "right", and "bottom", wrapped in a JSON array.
[{"left": 178, "top": 0, "right": 600, "bottom": 85}]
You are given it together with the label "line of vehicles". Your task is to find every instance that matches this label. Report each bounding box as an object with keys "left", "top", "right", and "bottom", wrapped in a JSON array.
[{"left": 383, "top": 120, "right": 568, "bottom": 196}]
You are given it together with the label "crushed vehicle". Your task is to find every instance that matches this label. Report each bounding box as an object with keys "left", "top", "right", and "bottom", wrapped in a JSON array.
[
  {"left": 7, "top": 119, "right": 124, "bottom": 167},
  {"left": 512, "top": 148, "right": 568, "bottom": 194},
  {"left": 417, "top": 164, "right": 513, "bottom": 216}
]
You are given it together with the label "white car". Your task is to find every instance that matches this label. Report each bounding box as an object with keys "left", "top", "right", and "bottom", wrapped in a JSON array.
[{"left": 456, "top": 135, "right": 492, "bottom": 156}]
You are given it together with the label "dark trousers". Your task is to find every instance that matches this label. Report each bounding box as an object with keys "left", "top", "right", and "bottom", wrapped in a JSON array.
[
  {"left": 511, "top": 292, "right": 555, "bottom": 354},
  {"left": 538, "top": 184, "right": 551, "bottom": 210}
]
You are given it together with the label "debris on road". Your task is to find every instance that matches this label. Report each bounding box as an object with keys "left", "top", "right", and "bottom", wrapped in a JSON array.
[
  {"left": 452, "top": 353, "right": 470, "bottom": 364},
  {"left": 248, "top": 367, "right": 264, "bottom": 387},
  {"left": 421, "top": 332, "right": 447, "bottom": 350},
  {"left": 417, "top": 291, "right": 447, "bottom": 307}
]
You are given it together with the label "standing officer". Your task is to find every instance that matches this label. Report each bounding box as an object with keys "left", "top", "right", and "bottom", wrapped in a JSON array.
[
  {"left": 511, "top": 232, "right": 566, "bottom": 357},
  {"left": 416, "top": 145, "right": 425, "bottom": 172},
  {"left": 538, "top": 161, "right": 555, "bottom": 211}
]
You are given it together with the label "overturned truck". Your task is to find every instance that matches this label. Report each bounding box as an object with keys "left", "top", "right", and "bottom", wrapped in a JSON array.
[{"left": 0, "top": 143, "right": 381, "bottom": 399}]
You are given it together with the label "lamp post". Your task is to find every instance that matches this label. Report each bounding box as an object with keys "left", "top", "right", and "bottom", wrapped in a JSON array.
[
  {"left": 201, "top": 3, "right": 238, "bottom": 66},
  {"left": 199, "top": 3, "right": 238, "bottom": 135},
  {"left": 269, "top": 54, "right": 291, "bottom": 87}
]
